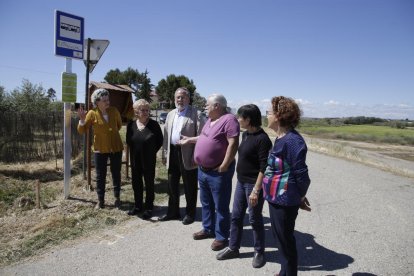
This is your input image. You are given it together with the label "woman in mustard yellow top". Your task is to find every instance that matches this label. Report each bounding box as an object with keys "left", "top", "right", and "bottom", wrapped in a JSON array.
[{"left": 77, "top": 89, "right": 124, "bottom": 209}]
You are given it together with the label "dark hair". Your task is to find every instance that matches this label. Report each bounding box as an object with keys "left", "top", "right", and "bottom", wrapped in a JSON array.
[
  {"left": 237, "top": 104, "right": 262, "bottom": 127},
  {"left": 271, "top": 96, "right": 301, "bottom": 128}
]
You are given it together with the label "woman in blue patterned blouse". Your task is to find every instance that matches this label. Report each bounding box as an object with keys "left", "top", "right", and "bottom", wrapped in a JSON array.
[{"left": 263, "top": 96, "right": 311, "bottom": 276}]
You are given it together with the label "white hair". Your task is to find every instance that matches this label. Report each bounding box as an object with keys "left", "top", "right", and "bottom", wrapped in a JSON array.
[
  {"left": 90, "top": 89, "right": 109, "bottom": 107},
  {"left": 133, "top": 99, "right": 150, "bottom": 109},
  {"left": 208, "top": 94, "right": 227, "bottom": 109},
  {"left": 175, "top": 87, "right": 190, "bottom": 98}
]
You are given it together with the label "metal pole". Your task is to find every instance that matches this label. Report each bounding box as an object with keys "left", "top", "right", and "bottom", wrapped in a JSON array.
[
  {"left": 64, "top": 58, "right": 72, "bottom": 199},
  {"left": 83, "top": 38, "right": 91, "bottom": 181}
]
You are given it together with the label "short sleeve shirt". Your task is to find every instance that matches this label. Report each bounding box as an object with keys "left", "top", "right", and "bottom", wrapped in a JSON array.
[{"left": 194, "top": 113, "right": 240, "bottom": 168}]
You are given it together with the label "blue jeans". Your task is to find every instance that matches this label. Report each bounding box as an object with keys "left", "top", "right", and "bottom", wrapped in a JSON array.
[
  {"left": 229, "top": 181, "right": 265, "bottom": 253},
  {"left": 198, "top": 162, "right": 235, "bottom": 241},
  {"left": 94, "top": 151, "right": 122, "bottom": 200}
]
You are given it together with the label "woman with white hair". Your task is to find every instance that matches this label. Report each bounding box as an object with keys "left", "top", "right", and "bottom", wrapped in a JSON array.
[
  {"left": 126, "top": 99, "right": 163, "bottom": 220},
  {"left": 77, "top": 88, "right": 124, "bottom": 209}
]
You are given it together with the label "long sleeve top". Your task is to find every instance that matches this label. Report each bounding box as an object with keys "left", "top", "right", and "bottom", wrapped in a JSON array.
[
  {"left": 262, "top": 129, "right": 311, "bottom": 206},
  {"left": 236, "top": 129, "right": 272, "bottom": 184},
  {"left": 126, "top": 119, "right": 163, "bottom": 171},
  {"left": 77, "top": 106, "right": 124, "bottom": 153}
]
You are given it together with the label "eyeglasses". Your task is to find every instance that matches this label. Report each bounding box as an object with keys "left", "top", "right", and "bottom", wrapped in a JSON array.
[{"left": 134, "top": 109, "right": 150, "bottom": 113}]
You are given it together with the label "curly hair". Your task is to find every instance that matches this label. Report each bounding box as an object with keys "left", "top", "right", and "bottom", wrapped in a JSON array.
[
  {"left": 90, "top": 88, "right": 109, "bottom": 108},
  {"left": 271, "top": 96, "right": 302, "bottom": 128}
]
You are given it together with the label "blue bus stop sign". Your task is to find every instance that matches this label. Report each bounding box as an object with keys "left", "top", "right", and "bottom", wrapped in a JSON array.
[{"left": 55, "top": 10, "right": 84, "bottom": 59}]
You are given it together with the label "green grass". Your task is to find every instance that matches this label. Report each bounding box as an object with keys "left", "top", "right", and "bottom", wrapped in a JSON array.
[{"left": 298, "top": 124, "right": 414, "bottom": 145}]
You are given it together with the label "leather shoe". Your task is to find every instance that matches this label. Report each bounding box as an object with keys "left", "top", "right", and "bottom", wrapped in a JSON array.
[
  {"left": 182, "top": 215, "right": 194, "bottom": 225},
  {"left": 193, "top": 230, "right": 215, "bottom": 240},
  {"left": 211, "top": 239, "right": 227, "bottom": 251},
  {"left": 142, "top": 210, "right": 152, "bottom": 220},
  {"left": 158, "top": 214, "right": 180, "bottom": 222},
  {"left": 252, "top": 252, "right": 265, "bottom": 268},
  {"left": 127, "top": 208, "right": 141, "bottom": 216},
  {"left": 216, "top": 247, "right": 239, "bottom": 260}
]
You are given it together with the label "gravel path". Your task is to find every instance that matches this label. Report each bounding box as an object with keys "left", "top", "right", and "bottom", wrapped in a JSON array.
[{"left": 1, "top": 151, "right": 414, "bottom": 275}]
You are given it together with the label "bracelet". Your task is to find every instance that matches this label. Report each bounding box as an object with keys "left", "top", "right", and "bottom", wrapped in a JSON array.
[{"left": 252, "top": 187, "right": 260, "bottom": 195}]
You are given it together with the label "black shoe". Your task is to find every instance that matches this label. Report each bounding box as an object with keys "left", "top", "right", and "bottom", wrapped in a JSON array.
[
  {"left": 114, "top": 198, "right": 121, "bottom": 209},
  {"left": 216, "top": 247, "right": 239, "bottom": 260},
  {"left": 158, "top": 214, "right": 180, "bottom": 222},
  {"left": 95, "top": 200, "right": 104, "bottom": 209},
  {"left": 127, "top": 208, "right": 141, "bottom": 216},
  {"left": 252, "top": 252, "right": 265, "bottom": 268},
  {"left": 182, "top": 215, "right": 194, "bottom": 225},
  {"left": 142, "top": 210, "right": 152, "bottom": 220}
]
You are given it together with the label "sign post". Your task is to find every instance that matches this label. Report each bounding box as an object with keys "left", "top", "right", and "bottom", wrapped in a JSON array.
[
  {"left": 83, "top": 39, "right": 110, "bottom": 187},
  {"left": 55, "top": 10, "right": 84, "bottom": 199}
]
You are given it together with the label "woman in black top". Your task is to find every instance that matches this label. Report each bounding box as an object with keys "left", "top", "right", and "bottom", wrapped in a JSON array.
[
  {"left": 216, "top": 104, "right": 272, "bottom": 268},
  {"left": 126, "top": 99, "right": 163, "bottom": 220}
]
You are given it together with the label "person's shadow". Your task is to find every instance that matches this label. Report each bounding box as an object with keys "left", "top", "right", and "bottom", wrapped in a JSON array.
[
  {"left": 236, "top": 216, "right": 354, "bottom": 272},
  {"left": 295, "top": 230, "right": 354, "bottom": 272}
]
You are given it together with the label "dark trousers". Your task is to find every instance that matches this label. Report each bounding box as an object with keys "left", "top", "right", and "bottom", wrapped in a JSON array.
[
  {"left": 131, "top": 157, "right": 155, "bottom": 211},
  {"left": 268, "top": 202, "right": 299, "bottom": 276},
  {"left": 229, "top": 181, "right": 265, "bottom": 253},
  {"left": 167, "top": 145, "right": 198, "bottom": 218},
  {"left": 94, "top": 151, "right": 122, "bottom": 201}
]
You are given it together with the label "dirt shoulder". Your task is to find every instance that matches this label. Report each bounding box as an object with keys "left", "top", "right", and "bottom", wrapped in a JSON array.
[{"left": 303, "top": 135, "right": 414, "bottom": 179}]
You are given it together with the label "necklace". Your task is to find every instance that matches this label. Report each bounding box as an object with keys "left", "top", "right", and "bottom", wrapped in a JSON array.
[{"left": 136, "top": 119, "right": 148, "bottom": 131}]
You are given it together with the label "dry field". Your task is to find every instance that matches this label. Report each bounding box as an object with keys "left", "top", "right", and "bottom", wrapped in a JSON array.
[{"left": 0, "top": 155, "right": 168, "bottom": 267}]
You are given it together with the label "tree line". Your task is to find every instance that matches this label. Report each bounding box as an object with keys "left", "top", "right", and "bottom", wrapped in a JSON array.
[
  {"left": 104, "top": 67, "right": 206, "bottom": 110},
  {"left": 0, "top": 70, "right": 207, "bottom": 163},
  {"left": 0, "top": 69, "right": 207, "bottom": 114}
]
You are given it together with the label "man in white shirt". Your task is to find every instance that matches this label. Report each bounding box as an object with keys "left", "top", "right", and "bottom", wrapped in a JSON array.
[{"left": 159, "top": 87, "right": 206, "bottom": 225}]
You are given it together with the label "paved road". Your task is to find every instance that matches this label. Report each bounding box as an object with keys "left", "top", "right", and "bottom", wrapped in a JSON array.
[{"left": 2, "top": 152, "right": 414, "bottom": 275}]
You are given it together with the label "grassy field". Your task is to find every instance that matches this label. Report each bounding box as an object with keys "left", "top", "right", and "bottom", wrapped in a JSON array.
[{"left": 298, "top": 124, "right": 414, "bottom": 145}]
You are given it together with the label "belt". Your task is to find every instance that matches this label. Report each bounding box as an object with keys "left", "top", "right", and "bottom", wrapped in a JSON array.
[{"left": 199, "top": 166, "right": 217, "bottom": 173}]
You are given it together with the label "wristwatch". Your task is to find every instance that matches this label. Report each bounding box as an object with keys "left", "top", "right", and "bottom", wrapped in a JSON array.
[{"left": 252, "top": 187, "right": 260, "bottom": 195}]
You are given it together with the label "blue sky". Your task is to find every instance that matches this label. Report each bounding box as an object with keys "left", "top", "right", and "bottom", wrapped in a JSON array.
[{"left": 1, "top": 0, "right": 413, "bottom": 119}]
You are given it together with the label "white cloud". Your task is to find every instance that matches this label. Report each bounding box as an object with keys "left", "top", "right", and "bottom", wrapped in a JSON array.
[
  {"left": 294, "top": 98, "right": 312, "bottom": 105},
  {"left": 229, "top": 98, "right": 414, "bottom": 119},
  {"left": 324, "top": 100, "right": 340, "bottom": 106}
]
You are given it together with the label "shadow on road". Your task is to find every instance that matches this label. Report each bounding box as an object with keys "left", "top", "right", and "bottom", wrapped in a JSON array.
[
  {"left": 235, "top": 216, "right": 354, "bottom": 273},
  {"left": 296, "top": 231, "right": 354, "bottom": 272}
]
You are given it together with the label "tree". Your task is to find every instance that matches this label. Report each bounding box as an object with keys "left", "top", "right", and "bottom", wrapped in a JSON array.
[
  {"left": 47, "top": 88, "right": 57, "bottom": 102},
  {"left": 137, "top": 70, "right": 153, "bottom": 102},
  {"left": 155, "top": 74, "right": 199, "bottom": 109},
  {"left": 192, "top": 91, "right": 207, "bottom": 111},
  {"left": 0, "top": 85, "right": 12, "bottom": 112},
  {"left": 104, "top": 68, "right": 125, "bottom": 84},
  {"left": 104, "top": 67, "right": 148, "bottom": 100},
  {"left": 9, "top": 79, "right": 49, "bottom": 113}
]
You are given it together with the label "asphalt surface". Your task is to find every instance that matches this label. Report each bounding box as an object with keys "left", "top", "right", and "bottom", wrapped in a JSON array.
[{"left": 1, "top": 151, "right": 413, "bottom": 276}]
